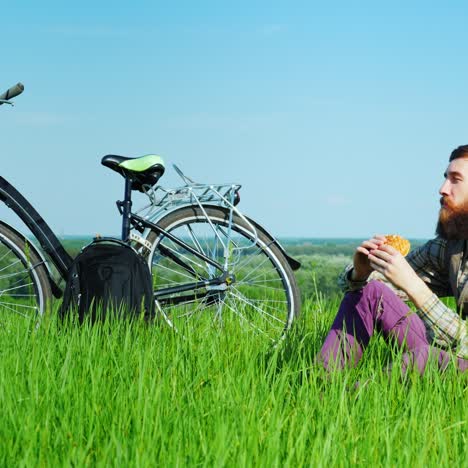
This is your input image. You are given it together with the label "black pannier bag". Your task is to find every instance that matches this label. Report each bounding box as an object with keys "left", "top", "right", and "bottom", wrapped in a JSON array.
[{"left": 60, "top": 238, "right": 154, "bottom": 323}]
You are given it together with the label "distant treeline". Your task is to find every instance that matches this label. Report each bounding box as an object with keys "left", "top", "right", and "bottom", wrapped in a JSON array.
[
  {"left": 282, "top": 238, "right": 428, "bottom": 257},
  {"left": 60, "top": 237, "right": 93, "bottom": 257}
]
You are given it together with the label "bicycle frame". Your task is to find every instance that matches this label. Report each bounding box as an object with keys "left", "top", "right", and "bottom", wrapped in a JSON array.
[
  {"left": 0, "top": 176, "right": 73, "bottom": 280},
  {"left": 0, "top": 164, "right": 300, "bottom": 306}
]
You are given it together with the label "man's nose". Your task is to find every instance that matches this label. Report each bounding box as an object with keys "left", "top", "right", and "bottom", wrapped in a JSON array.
[{"left": 439, "top": 179, "right": 450, "bottom": 196}]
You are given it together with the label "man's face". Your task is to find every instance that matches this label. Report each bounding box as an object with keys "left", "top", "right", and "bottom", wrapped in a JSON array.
[{"left": 437, "top": 157, "right": 468, "bottom": 239}]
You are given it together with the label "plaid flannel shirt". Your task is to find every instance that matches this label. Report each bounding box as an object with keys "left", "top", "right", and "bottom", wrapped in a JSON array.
[{"left": 338, "top": 237, "right": 468, "bottom": 359}]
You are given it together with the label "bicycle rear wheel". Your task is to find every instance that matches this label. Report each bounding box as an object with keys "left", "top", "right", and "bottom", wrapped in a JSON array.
[
  {"left": 0, "top": 224, "right": 52, "bottom": 326},
  {"left": 145, "top": 206, "right": 301, "bottom": 341}
]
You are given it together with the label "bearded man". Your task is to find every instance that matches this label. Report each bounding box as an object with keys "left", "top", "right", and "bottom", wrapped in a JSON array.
[{"left": 318, "top": 145, "right": 468, "bottom": 374}]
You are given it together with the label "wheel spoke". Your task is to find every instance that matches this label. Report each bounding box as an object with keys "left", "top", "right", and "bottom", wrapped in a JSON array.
[
  {"left": 236, "top": 281, "right": 286, "bottom": 293},
  {"left": 237, "top": 254, "right": 277, "bottom": 283},
  {"left": 174, "top": 295, "right": 210, "bottom": 320},
  {"left": 230, "top": 246, "right": 265, "bottom": 270},
  {"left": 0, "top": 228, "right": 49, "bottom": 322},
  {"left": 185, "top": 224, "right": 208, "bottom": 258},
  {"left": 0, "top": 259, "right": 22, "bottom": 274},
  {"left": 153, "top": 262, "right": 196, "bottom": 282},
  {"left": 3, "top": 294, "right": 36, "bottom": 298},
  {"left": 223, "top": 296, "right": 273, "bottom": 340},
  {"left": 0, "top": 300, "right": 38, "bottom": 310},
  {"left": 229, "top": 288, "right": 285, "bottom": 324},
  {"left": 0, "top": 248, "right": 16, "bottom": 263},
  {"left": 0, "top": 281, "right": 34, "bottom": 293},
  {"left": 158, "top": 241, "right": 207, "bottom": 273},
  {"left": 0, "top": 301, "right": 36, "bottom": 318}
]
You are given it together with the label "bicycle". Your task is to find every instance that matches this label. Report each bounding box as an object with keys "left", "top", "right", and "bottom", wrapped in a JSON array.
[{"left": 0, "top": 83, "right": 301, "bottom": 341}]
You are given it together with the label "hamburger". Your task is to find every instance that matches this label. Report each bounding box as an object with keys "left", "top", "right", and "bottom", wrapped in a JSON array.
[{"left": 384, "top": 235, "right": 411, "bottom": 256}]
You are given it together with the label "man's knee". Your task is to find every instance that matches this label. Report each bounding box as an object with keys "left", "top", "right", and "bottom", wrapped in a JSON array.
[
  {"left": 364, "top": 279, "right": 390, "bottom": 295},
  {"left": 340, "top": 280, "right": 396, "bottom": 324},
  {"left": 359, "top": 280, "right": 399, "bottom": 319}
]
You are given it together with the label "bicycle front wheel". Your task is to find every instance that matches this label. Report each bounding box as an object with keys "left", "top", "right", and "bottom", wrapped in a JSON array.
[
  {"left": 0, "top": 224, "right": 52, "bottom": 326},
  {"left": 145, "top": 206, "right": 301, "bottom": 341}
]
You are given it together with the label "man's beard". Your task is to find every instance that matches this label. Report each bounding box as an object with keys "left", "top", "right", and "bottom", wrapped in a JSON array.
[{"left": 436, "top": 197, "right": 468, "bottom": 239}]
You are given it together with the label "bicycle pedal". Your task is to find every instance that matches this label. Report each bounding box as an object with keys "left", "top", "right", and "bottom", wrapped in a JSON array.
[{"left": 129, "top": 232, "right": 153, "bottom": 250}]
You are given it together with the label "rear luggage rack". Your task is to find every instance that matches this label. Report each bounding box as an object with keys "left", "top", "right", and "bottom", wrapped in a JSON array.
[{"left": 136, "top": 164, "right": 242, "bottom": 221}]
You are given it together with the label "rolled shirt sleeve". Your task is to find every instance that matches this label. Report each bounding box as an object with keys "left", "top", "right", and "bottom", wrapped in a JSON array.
[
  {"left": 419, "top": 293, "right": 468, "bottom": 359},
  {"left": 337, "top": 264, "right": 367, "bottom": 292}
]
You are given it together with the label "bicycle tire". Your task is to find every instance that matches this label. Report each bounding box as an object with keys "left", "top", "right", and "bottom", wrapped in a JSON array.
[
  {"left": 145, "top": 206, "right": 301, "bottom": 340},
  {"left": 0, "top": 224, "right": 52, "bottom": 325}
]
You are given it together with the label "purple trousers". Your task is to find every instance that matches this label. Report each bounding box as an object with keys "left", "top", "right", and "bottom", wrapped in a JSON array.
[{"left": 319, "top": 280, "right": 468, "bottom": 374}]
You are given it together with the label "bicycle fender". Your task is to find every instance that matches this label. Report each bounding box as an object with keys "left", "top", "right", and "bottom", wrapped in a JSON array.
[
  {"left": 241, "top": 215, "right": 301, "bottom": 271},
  {"left": 0, "top": 220, "right": 63, "bottom": 298}
]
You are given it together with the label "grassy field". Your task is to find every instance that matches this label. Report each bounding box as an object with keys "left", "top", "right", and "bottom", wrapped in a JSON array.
[
  {"left": 0, "top": 238, "right": 466, "bottom": 465},
  {"left": 0, "top": 297, "right": 466, "bottom": 466}
]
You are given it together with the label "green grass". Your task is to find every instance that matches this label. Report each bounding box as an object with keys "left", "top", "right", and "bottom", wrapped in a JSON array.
[{"left": 0, "top": 299, "right": 466, "bottom": 466}]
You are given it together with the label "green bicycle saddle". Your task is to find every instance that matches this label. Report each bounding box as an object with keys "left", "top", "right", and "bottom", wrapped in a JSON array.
[{"left": 102, "top": 154, "right": 165, "bottom": 192}]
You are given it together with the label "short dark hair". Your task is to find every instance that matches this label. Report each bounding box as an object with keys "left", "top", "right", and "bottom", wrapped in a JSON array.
[{"left": 449, "top": 145, "right": 468, "bottom": 161}]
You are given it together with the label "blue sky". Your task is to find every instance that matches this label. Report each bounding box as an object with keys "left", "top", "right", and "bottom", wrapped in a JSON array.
[{"left": 1, "top": 1, "right": 468, "bottom": 239}]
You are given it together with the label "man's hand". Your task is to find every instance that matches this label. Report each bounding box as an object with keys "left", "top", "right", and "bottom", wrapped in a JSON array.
[
  {"left": 368, "top": 244, "right": 433, "bottom": 308},
  {"left": 351, "top": 235, "right": 386, "bottom": 281}
]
